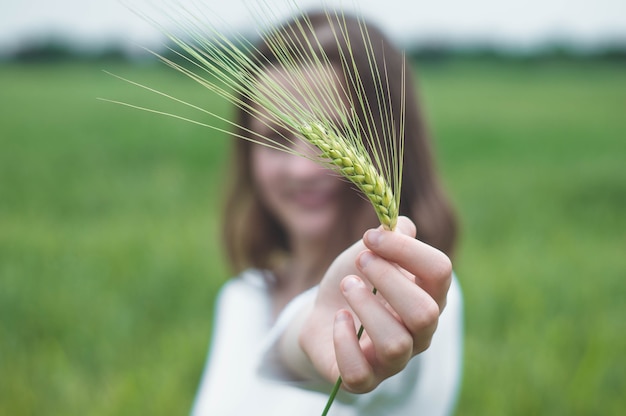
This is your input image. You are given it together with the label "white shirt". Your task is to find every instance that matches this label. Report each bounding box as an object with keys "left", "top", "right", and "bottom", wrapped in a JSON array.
[{"left": 191, "top": 269, "right": 463, "bottom": 416}]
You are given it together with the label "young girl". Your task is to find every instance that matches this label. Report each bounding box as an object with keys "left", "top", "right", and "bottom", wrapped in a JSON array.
[{"left": 191, "top": 10, "right": 462, "bottom": 416}]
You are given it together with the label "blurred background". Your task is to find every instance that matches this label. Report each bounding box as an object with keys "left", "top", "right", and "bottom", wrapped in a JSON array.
[{"left": 1, "top": 0, "right": 624, "bottom": 415}]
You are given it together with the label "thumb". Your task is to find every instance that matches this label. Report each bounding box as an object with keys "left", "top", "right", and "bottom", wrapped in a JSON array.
[{"left": 392, "top": 216, "right": 417, "bottom": 238}]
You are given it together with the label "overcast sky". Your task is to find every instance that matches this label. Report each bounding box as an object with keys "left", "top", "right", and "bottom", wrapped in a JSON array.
[{"left": 1, "top": 0, "right": 625, "bottom": 53}]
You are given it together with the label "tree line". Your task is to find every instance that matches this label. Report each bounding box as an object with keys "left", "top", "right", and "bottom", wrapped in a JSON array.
[{"left": 3, "top": 37, "right": 625, "bottom": 64}]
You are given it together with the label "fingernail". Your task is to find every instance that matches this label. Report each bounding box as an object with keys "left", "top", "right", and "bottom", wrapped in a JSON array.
[
  {"left": 342, "top": 275, "right": 363, "bottom": 292},
  {"left": 358, "top": 251, "right": 374, "bottom": 268},
  {"left": 335, "top": 310, "right": 351, "bottom": 322},
  {"left": 365, "top": 229, "right": 382, "bottom": 246}
]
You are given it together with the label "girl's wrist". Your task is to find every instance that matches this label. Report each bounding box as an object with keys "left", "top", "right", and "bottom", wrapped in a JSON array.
[{"left": 278, "top": 301, "right": 325, "bottom": 382}]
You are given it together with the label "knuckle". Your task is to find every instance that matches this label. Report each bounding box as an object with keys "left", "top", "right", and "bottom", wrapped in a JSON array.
[
  {"left": 410, "top": 301, "right": 440, "bottom": 354},
  {"left": 432, "top": 252, "right": 453, "bottom": 280},
  {"left": 379, "top": 334, "right": 413, "bottom": 364},
  {"left": 407, "top": 297, "right": 441, "bottom": 332},
  {"left": 342, "top": 370, "right": 376, "bottom": 393},
  {"left": 421, "top": 297, "right": 442, "bottom": 325},
  {"left": 414, "top": 335, "right": 434, "bottom": 354}
]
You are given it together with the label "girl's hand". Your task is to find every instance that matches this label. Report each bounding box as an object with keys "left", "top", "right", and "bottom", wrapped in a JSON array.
[{"left": 294, "top": 216, "right": 452, "bottom": 393}]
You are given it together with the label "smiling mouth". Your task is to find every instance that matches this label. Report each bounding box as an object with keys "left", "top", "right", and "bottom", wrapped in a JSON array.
[{"left": 290, "top": 188, "right": 335, "bottom": 209}]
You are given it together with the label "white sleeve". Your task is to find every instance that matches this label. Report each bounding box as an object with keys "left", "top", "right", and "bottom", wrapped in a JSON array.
[
  {"left": 191, "top": 277, "right": 271, "bottom": 416},
  {"left": 190, "top": 283, "right": 234, "bottom": 416},
  {"left": 257, "top": 285, "right": 319, "bottom": 380}
]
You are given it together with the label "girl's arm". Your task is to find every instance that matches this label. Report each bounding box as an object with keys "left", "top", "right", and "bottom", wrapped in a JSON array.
[{"left": 279, "top": 216, "right": 453, "bottom": 393}]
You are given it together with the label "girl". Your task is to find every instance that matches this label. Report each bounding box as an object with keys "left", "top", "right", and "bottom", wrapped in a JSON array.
[{"left": 191, "top": 10, "right": 462, "bottom": 416}]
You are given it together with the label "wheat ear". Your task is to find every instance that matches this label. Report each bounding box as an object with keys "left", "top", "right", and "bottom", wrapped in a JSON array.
[{"left": 299, "top": 122, "right": 398, "bottom": 230}]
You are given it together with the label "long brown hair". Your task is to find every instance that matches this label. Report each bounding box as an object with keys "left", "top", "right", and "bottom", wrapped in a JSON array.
[{"left": 222, "top": 11, "right": 458, "bottom": 273}]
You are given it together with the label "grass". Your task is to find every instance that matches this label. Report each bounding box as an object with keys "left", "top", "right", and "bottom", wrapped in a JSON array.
[
  {"left": 418, "top": 58, "right": 626, "bottom": 415},
  {"left": 1, "top": 58, "right": 624, "bottom": 415}
]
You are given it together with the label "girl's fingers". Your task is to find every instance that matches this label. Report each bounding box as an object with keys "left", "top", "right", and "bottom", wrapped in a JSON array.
[
  {"left": 355, "top": 251, "right": 440, "bottom": 352},
  {"left": 340, "top": 275, "right": 414, "bottom": 375},
  {"left": 332, "top": 309, "right": 375, "bottom": 392},
  {"left": 316, "top": 216, "right": 449, "bottom": 391},
  {"left": 362, "top": 228, "right": 452, "bottom": 310}
]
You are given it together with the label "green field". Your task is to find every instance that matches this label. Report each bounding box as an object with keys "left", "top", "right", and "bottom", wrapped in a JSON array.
[{"left": 1, "top": 59, "right": 625, "bottom": 415}]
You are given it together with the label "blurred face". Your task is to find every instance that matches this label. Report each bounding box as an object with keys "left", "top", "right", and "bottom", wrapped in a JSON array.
[
  {"left": 249, "top": 66, "right": 352, "bottom": 243},
  {"left": 250, "top": 136, "right": 347, "bottom": 243}
]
